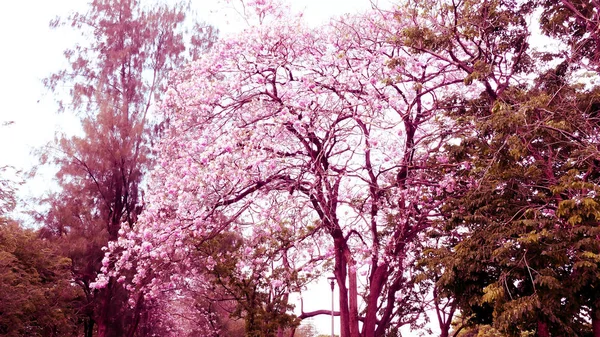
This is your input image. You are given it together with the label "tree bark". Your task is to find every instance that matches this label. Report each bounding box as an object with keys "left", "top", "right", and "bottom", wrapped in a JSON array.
[
  {"left": 97, "top": 323, "right": 107, "bottom": 337},
  {"left": 126, "top": 294, "right": 144, "bottom": 337},
  {"left": 347, "top": 252, "right": 360, "bottom": 337},
  {"left": 84, "top": 317, "right": 94, "bottom": 337},
  {"left": 335, "top": 237, "right": 351, "bottom": 337},
  {"left": 96, "top": 280, "right": 115, "bottom": 337},
  {"left": 363, "top": 264, "right": 387, "bottom": 337},
  {"left": 593, "top": 304, "right": 600, "bottom": 337},
  {"left": 537, "top": 320, "right": 550, "bottom": 337}
]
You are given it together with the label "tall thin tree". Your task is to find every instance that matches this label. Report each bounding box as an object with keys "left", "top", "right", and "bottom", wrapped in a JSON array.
[{"left": 39, "top": 1, "right": 217, "bottom": 336}]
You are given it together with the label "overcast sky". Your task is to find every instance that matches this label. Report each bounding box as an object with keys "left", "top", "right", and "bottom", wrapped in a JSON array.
[
  {"left": 0, "top": 0, "right": 381, "bottom": 204},
  {"left": 0, "top": 0, "right": 379, "bottom": 170}
]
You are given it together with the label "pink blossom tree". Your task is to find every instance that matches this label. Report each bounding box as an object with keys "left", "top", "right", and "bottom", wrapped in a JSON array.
[{"left": 99, "top": 2, "right": 466, "bottom": 336}]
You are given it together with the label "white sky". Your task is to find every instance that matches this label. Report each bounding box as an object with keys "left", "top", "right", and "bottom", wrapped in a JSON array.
[
  {"left": 0, "top": 0, "right": 381, "bottom": 168},
  {"left": 0, "top": 0, "right": 382, "bottom": 212},
  {"left": 0, "top": 0, "right": 400, "bottom": 335}
]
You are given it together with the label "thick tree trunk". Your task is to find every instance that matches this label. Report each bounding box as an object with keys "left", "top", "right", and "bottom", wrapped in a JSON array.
[
  {"left": 97, "top": 323, "right": 107, "bottom": 337},
  {"left": 537, "top": 320, "right": 550, "bottom": 337},
  {"left": 438, "top": 307, "right": 455, "bottom": 337},
  {"left": 363, "top": 264, "right": 387, "bottom": 337},
  {"left": 126, "top": 294, "right": 144, "bottom": 337},
  {"left": 593, "top": 305, "right": 600, "bottom": 337},
  {"left": 96, "top": 280, "right": 115, "bottom": 337},
  {"left": 84, "top": 317, "right": 94, "bottom": 337},
  {"left": 335, "top": 237, "right": 351, "bottom": 337},
  {"left": 336, "top": 271, "right": 351, "bottom": 337},
  {"left": 347, "top": 255, "right": 360, "bottom": 337},
  {"left": 276, "top": 291, "right": 291, "bottom": 337}
]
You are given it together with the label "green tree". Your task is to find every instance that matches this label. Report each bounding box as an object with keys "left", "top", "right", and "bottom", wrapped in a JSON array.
[
  {"left": 446, "top": 81, "right": 600, "bottom": 335},
  {"left": 193, "top": 232, "right": 308, "bottom": 337},
  {"left": 401, "top": 0, "right": 536, "bottom": 335},
  {"left": 427, "top": 37, "right": 600, "bottom": 337},
  {"left": 405, "top": 0, "right": 600, "bottom": 336},
  {"left": 0, "top": 219, "right": 82, "bottom": 337}
]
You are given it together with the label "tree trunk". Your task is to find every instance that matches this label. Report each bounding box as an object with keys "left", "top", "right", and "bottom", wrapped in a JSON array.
[
  {"left": 347, "top": 255, "right": 360, "bottom": 337},
  {"left": 97, "top": 323, "right": 107, "bottom": 337},
  {"left": 96, "top": 280, "right": 115, "bottom": 337},
  {"left": 593, "top": 305, "right": 600, "bottom": 337},
  {"left": 537, "top": 320, "right": 550, "bottom": 337},
  {"left": 84, "top": 317, "right": 94, "bottom": 337},
  {"left": 363, "top": 264, "right": 387, "bottom": 337},
  {"left": 336, "top": 271, "right": 351, "bottom": 337},
  {"left": 126, "top": 294, "right": 144, "bottom": 337},
  {"left": 335, "top": 237, "right": 351, "bottom": 337}
]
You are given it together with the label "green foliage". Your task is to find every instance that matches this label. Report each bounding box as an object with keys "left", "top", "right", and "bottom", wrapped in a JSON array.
[
  {"left": 429, "top": 55, "right": 600, "bottom": 337},
  {"left": 0, "top": 219, "right": 82, "bottom": 337},
  {"left": 190, "top": 232, "right": 304, "bottom": 337},
  {"left": 407, "top": 0, "right": 600, "bottom": 333},
  {"left": 454, "top": 323, "right": 516, "bottom": 337}
]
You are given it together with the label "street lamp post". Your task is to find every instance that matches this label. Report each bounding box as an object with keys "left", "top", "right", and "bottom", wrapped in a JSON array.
[{"left": 327, "top": 276, "right": 336, "bottom": 337}]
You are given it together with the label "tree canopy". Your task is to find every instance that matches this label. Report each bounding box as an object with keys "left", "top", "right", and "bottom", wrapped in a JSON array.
[
  {"left": 37, "top": 0, "right": 218, "bottom": 336},
  {"left": 1, "top": 0, "right": 598, "bottom": 336},
  {"left": 98, "top": 0, "right": 600, "bottom": 336}
]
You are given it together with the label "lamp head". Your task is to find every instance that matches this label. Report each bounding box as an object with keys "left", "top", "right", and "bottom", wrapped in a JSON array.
[{"left": 327, "top": 276, "right": 335, "bottom": 290}]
